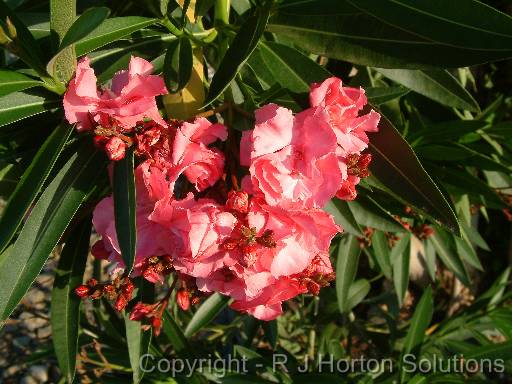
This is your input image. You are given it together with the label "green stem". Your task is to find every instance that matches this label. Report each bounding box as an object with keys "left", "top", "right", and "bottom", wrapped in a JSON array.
[{"left": 214, "top": 0, "right": 230, "bottom": 25}]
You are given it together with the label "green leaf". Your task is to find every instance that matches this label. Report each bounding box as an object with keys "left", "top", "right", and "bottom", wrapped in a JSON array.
[
  {"left": 125, "top": 278, "right": 154, "bottom": 384},
  {"left": 368, "top": 113, "right": 459, "bottom": 234},
  {"left": 0, "top": 145, "right": 106, "bottom": 324},
  {"left": 51, "top": 218, "right": 92, "bottom": 384},
  {"left": 464, "top": 341, "right": 512, "bottom": 361},
  {"left": 391, "top": 233, "right": 411, "bottom": 306},
  {"left": 375, "top": 69, "right": 479, "bottom": 112},
  {"left": 0, "top": 123, "right": 74, "bottom": 254},
  {"left": 346, "top": 0, "right": 512, "bottom": 51},
  {"left": 346, "top": 279, "right": 370, "bottom": 311},
  {"left": 370, "top": 231, "right": 392, "bottom": 278},
  {"left": 206, "top": 3, "right": 271, "bottom": 105},
  {"left": 324, "top": 199, "right": 362, "bottom": 236},
  {"left": 268, "top": 0, "right": 512, "bottom": 69},
  {"left": 402, "top": 286, "right": 433, "bottom": 357},
  {"left": 0, "top": 90, "right": 60, "bottom": 127},
  {"left": 348, "top": 195, "right": 405, "bottom": 232},
  {"left": 454, "top": 236, "right": 483, "bottom": 271},
  {"left": 409, "top": 120, "right": 488, "bottom": 144},
  {"left": 184, "top": 293, "right": 230, "bottom": 337},
  {"left": 336, "top": 235, "right": 361, "bottom": 314},
  {"left": 59, "top": 7, "right": 110, "bottom": 49},
  {"left": 0, "top": 2, "right": 46, "bottom": 71},
  {"left": 258, "top": 41, "right": 330, "bottom": 94},
  {"left": 164, "top": 37, "right": 193, "bottom": 93},
  {"left": 365, "top": 86, "right": 409, "bottom": 106},
  {"left": 50, "top": 0, "right": 77, "bottom": 83},
  {"left": 161, "top": 311, "right": 195, "bottom": 358},
  {"left": 429, "top": 228, "right": 470, "bottom": 286},
  {"left": 0, "top": 70, "right": 43, "bottom": 97},
  {"left": 113, "top": 147, "right": 136, "bottom": 274},
  {"left": 75, "top": 17, "right": 157, "bottom": 56}
]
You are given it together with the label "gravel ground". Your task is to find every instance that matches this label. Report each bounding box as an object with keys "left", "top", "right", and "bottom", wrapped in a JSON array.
[{"left": 0, "top": 252, "right": 61, "bottom": 383}]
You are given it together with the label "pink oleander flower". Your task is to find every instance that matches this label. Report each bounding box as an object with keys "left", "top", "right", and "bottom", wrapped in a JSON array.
[
  {"left": 309, "top": 77, "right": 380, "bottom": 200},
  {"left": 149, "top": 195, "right": 237, "bottom": 278},
  {"left": 64, "top": 56, "right": 168, "bottom": 132},
  {"left": 240, "top": 103, "right": 342, "bottom": 209},
  {"left": 195, "top": 196, "right": 340, "bottom": 320},
  {"left": 172, "top": 117, "right": 228, "bottom": 191}
]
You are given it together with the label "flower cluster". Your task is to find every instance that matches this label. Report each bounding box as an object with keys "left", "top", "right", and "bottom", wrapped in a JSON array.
[{"left": 65, "top": 56, "right": 380, "bottom": 322}]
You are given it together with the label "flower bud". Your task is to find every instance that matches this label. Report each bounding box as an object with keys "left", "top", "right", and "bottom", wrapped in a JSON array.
[
  {"left": 75, "top": 284, "right": 91, "bottom": 298},
  {"left": 176, "top": 288, "right": 190, "bottom": 311},
  {"left": 114, "top": 295, "right": 128, "bottom": 311}
]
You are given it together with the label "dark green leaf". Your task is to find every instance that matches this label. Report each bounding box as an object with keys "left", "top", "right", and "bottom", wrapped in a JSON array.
[
  {"left": 258, "top": 41, "right": 330, "bottom": 94},
  {"left": 59, "top": 7, "right": 110, "bottom": 49},
  {"left": 184, "top": 293, "right": 230, "bottom": 337},
  {"left": 402, "top": 286, "right": 433, "bottom": 357},
  {"left": 195, "top": 0, "right": 216, "bottom": 17},
  {"left": 0, "top": 145, "right": 106, "bottom": 323},
  {"left": 409, "top": 120, "right": 488, "bottom": 143},
  {"left": 51, "top": 218, "right": 92, "bottom": 384},
  {"left": 376, "top": 69, "right": 479, "bottom": 112},
  {"left": 429, "top": 228, "right": 470, "bottom": 286},
  {"left": 0, "top": 90, "right": 60, "bottom": 127},
  {"left": 371, "top": 231, "right": 392, "bottom": 278},
  {"left": 368, "top": 113, "right": 459, "bottom": 234},
  {"left": 75, "top": 17, "right": 157, "bottom": 56},
  {"left": 50, "top": 0, "right": 77, "bottom": 83},
  {"left": 125, "top": 278, "right": 153, "bottom": 384},
  {"left": 206, "top": 3, "right": 271, "bottom": 104},
  {"left": 391, "top": 233, "right": 411, "bottom": 306},
  {"left": 336, "top": 235, "right": 361, "bottom": 314},
  {"left": 161, "top": 311, "right": 195, "bottom": 358},
  {"left": 346, "top": 0, "right": 512, "bottom": 51},
  {"left": 464, "top": 341, "right": 512, "bottom": 361},
  {"left": 0, "top": 70, "right": 43, "bottom": 97},
  {"left": 324, "top": 199, "right": 362, "bottom": 236},
  {"left": 348, "top": 195, "right": 405, "bottom": 232},
  {"left": 164, "top": 37, "right": 193, "bottom": 93},
  {"left": 113, "top": 147, "right": 136, "bottom": 274},
  {"left": 346, "top": 279, "right": 370, "bottom": 310},
  {"left": 268, "top": 0, "right": 512, "bottom": 69},
  {"left": 365, "top": 86, "right": 409, "bottom": 105},
  {"left": 0, "top": 123, "right": 73, "bottom": 254}
]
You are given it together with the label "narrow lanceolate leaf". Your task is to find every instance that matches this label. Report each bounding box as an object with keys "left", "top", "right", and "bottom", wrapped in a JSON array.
[
  {"left": 346, "top": 0, "right": 512, "bottom": 52},
  {"left": 464, "top": 341, "right": 512, "bottom": 361},
  {"left": 0, "top": 2, "right": 45, "bottom": 71},
  {"left": 346, "top": 279, "right": 370, "bottom": 310},
  {"left": 0, "top": 70, "right": 43, "bottom": 97},
  {"left": 0, "top": 90, "right": 61, "bottom": 127},
  {"left": 391, "top": 233, "right": 411, "bottom": 306},
  {"left": 113, "top": 147, "right": 136, "bottom": 274},
  {"left": 375, "top": 69, "right": 479, "bottom": 112},
  {"left": 324, "top": 199, "right": 362, "bottom": 236},
  {"left": 370, "top": 231, "right": 392, "bottom": 278},
  {"left": 268, "top": 0, "right": 512, "bottom": 69},
  {"left": 0, "top": 123, "right": 74, "bottom": 254},
  {"left": 59, "top": 7, "right": 110, "bottom": 49},
  {"left": 336, "top": 235, "right": 361, "bottom": 314},
  {"left": 50, "top": 0, "right": 77, "bottom": 83},
  {"left": 429, "top": 228, "right": 470, "bottom": 286},
  {"left": 75, "top": 17, "right": 157, "bottom": 56},
  {"left": 164, "top": 37, "right": 193, "bottom": 93},
  {"left": 402, "top": 286, "right": 433, "bottom": 357},
  {"left": 206, "top": 2, "right": 272, "bottom": 105},
  {"left": 368, "top": 113, "right": 459, "bottom": 234},
  {"left": 184, "top": 293, "right": 230, "bottom": 337},
  {"left": 125, "top": 278, "right": 153, "bottom": 384},
  {"left": 365, "top": 86, "right": 409, "bottom": 106},
  {"left": 51, "top": 218, "right": 92, "bottom": 384},
  {"left": 161, "top": 311, "right": 195, "bottom": 358},
  {"left": 258, "top": 41, "right": 330, "bottom": 94},
  {"left": 0, "top": 145, "right": 106, "bottom": 324}
]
